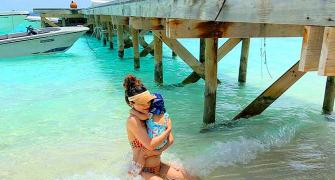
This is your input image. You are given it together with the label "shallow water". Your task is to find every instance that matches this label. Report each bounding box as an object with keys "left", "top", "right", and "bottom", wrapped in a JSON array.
[{"left": 0, "top": 20, "right": 335, "bottom": 179}]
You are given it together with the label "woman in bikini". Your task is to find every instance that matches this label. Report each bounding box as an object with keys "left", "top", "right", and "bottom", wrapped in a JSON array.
[{"left": 124, "top": 74, "right": 197, "bottom": 179}]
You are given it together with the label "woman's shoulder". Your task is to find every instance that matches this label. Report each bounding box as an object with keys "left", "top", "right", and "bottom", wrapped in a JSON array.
[{"left": 127, "top": 115, "right": 144, "bottom": 127}]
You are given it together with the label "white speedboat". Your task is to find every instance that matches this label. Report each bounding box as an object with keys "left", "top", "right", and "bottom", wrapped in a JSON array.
[
  {"left": 0, "top": 11, "right": 29, "bottom": 33},
  {"left": 0, "top": 26, "right": 89, "bottom": 58}
]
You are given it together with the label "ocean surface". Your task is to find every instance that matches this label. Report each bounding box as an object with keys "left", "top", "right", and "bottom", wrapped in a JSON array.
[{"left": 1, "top": 17, "right": 335, "bottom": 180}]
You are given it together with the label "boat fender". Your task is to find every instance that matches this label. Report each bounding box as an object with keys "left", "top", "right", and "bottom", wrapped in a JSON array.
[{"left": 70, "top": 1, "right": 78, "bottom": 9}]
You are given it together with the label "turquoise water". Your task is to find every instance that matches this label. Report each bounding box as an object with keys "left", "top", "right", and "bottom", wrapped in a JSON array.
[{"left": 1, "top": 20, "right": 335, "bottom": 179}]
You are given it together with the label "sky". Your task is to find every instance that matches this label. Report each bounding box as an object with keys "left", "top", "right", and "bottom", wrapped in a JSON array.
[{"left": 0, "top": 0, "right": 91, "bottom": 11}]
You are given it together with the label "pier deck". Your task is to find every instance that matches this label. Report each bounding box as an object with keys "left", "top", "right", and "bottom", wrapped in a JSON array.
[{"left": 34, "top": 0, "right": 335, "bottom": 124}]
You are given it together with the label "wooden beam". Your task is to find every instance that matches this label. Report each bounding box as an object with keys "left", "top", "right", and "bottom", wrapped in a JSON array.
[
  {"left": 182, "top": 38, "right": 240, "bottom": 85},
  {"left": 154, "top": 34, "right": 163, "bottom": 84},
  {"left": 318, "top": 27, "right": 335, "bottom": 76},
  {"left": 152, "top": 30, "right": 204, "bottom": 76},
  {"left": 81, "top": 1, "right": 335, "bottom": 26},
  {"left": 41, "top": 16, "right": 58, "bottom": 27},
  {"left": 299, "top": 26, "right": 324, "bottom": 72},
  {"left": 233, "top": 61, "right": 306, "bottom": 120},
  {"left": 111, "top": 16, "right": 129, "bottom": 25},
  {"left": 166, "top": 20, "right": 304, "bottom": 38},
  {"left": 117, "top": 25, "right": 124, "bottom": 58},
  {"left": 238, "top": 38, "right": 250, "bottom": 83},
  {"left": 140, "top": 41, "right": 154, "bottom": 57},
  {"left": 203, "top": 38, "right": 218, "bottom": 124},
  {"left": 99, "top": 15, "right": 111, "bottom": 22},
  {"left": 217, "top": 38, "right": 242, "bottom": 61},
  {"left": 323, "top": 76, "right": 335, "bottom": 114},
  {"left": 182, "top": 38, "right": 205, "bottom": 85},
  {"left": 131, "top": 28, "right": 140, "bottom": 69},
  {"left": 130, "top": 17, "right": 165, "bottom": 30},
  {"left": 139, "top": 30, "right": 154, "bottom": 57}
]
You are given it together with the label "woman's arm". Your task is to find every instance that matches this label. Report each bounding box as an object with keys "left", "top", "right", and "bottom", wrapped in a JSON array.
[
  {"left": 127, "top": 116, "right": 171, "bottom": 151},
  {"left": 157, "top": 131, "right": 174, "bottom": 153}
]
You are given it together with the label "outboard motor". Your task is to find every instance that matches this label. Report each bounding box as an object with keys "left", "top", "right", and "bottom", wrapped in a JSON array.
[{"left": 26, "top": 25, "right": 38, "bottom": 35}]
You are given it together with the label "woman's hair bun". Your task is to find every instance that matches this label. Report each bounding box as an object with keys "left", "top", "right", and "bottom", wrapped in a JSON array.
[{"left": 123, "top": 74, "right": 141, "bottom": 91}]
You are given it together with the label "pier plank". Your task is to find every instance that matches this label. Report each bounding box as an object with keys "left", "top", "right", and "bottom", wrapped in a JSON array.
[
  {"left": 111, "top": 16, "right": 129, "bottom": 25},
  {"left": 166, "top": 20, "right": 304, "bottom": 38},
  {"left": 81, "top": 0, "right": 335, "bottom": 27},
  {"left": 130, "top": 17, "right": 165, "bottom": 30}
]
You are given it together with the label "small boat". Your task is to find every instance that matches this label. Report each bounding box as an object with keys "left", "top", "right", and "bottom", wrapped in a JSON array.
[
  {"left": 25, "top": 13, "right": 59, "bottom": 23},
  {"left": 91, "top": 0, "right": 113, "bottom": 6},
  {"left": 0, "top": 26, "right": 89, "bottom": 58},
  {"left": 25, "top": 16, "right": 59, "bottom": 23},
  {"left": 0, "top": 11, "right": 29, "bottom": 33}
]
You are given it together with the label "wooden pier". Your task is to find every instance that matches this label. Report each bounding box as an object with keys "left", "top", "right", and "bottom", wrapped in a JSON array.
[{"left": 34, "top": 0, "right": 335, "bottom": 124}]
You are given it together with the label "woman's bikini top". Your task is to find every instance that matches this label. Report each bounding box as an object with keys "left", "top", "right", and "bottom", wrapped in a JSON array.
[{"left": 146, "top": 113, "right": 168, "bottom": 150}]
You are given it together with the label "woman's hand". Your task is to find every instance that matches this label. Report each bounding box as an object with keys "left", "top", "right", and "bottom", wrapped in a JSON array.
[{"left": 166, "top": 118, "right": 172, "bottom": 131}]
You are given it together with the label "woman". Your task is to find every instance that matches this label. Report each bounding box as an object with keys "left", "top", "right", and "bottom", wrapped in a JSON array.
[{"left": 124, "top": 75, "right": 196, "bottom": 179}]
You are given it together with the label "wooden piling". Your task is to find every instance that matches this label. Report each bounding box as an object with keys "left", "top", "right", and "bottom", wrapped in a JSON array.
[
  {"left": 117, "top": 25, "right": 124, "bottom": 58},
  {"left": 203, "top": 38, "right": 218, "bottom": 124},
  {"left": 94, "top": 15, "right": 101, "bottom": 40},
  {"left": 131, "top": 28, "right": 140, "bottom": 69},
  {"left": 61, "top": 18, "right": 66, "bottom": 27},
  {"left": 107, "top": 23, "right": 114, "bottom": 49},
  {"left": 323, "top": 76, "right": 335, "bottom": 114},
  {"left": 238, "top": 38, "right": 250, "bottom": 83},
  {"left": 154, "top": 34, "right": 163, "bottom": 84}
]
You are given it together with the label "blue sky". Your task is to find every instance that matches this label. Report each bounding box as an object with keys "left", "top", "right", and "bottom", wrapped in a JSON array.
[{"left": 0, "top": 0, "right": 91, "bottom": 11}]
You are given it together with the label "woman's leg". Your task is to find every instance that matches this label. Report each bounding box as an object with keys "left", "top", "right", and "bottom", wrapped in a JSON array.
[
  {"left": 141, "top": 172, "right": 163, "bottom": 180},
  {"left": 159, "top": 162, "right": 199, "bottom": 180}
]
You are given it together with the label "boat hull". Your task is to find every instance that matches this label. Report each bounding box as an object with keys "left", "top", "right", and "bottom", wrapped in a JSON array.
[{"left": 0, "top": 27, "right": 88, "bottom": 58}]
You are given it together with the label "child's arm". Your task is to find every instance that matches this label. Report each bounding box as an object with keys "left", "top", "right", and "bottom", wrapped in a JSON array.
[{"left": 130, "top": 108, "right": 149, "bottom": 120}]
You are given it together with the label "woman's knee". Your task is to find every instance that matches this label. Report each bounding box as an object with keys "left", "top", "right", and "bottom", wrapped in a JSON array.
[{"left": 141, "top": 172, "right": 163, "bottom": 180}]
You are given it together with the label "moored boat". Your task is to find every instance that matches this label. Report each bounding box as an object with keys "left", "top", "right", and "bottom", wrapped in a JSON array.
[{"left": 0, "top": 26, "right": 89, "bottom": 58}]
